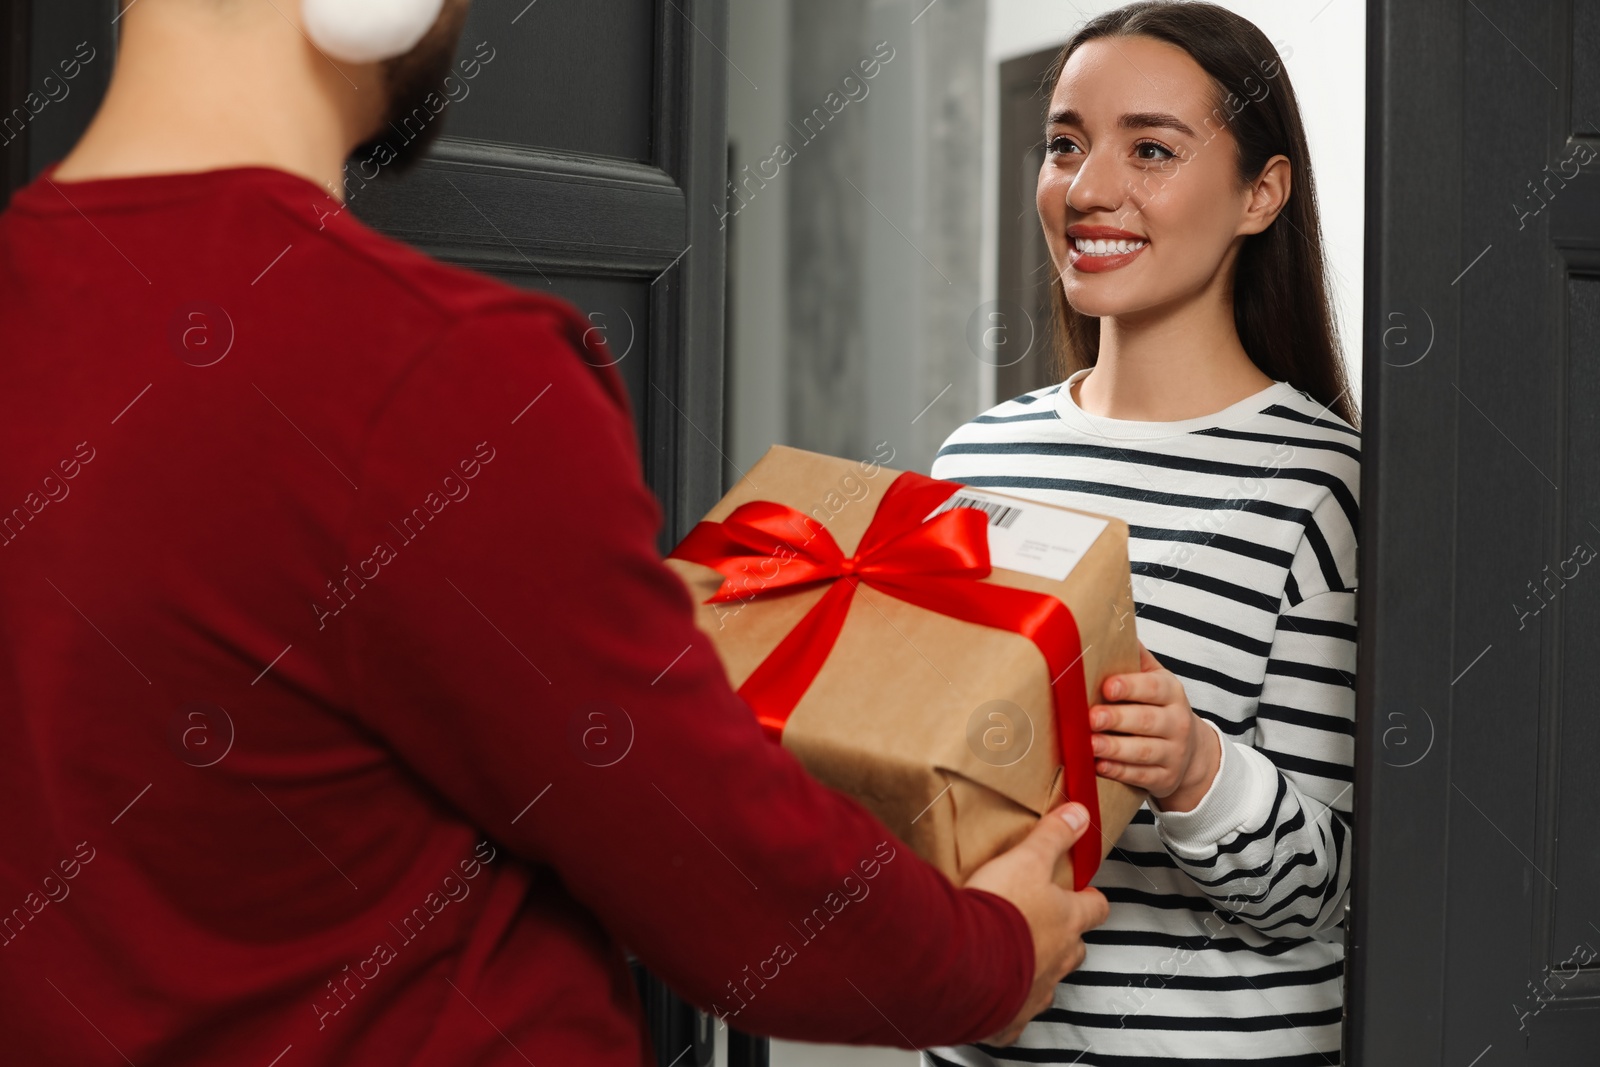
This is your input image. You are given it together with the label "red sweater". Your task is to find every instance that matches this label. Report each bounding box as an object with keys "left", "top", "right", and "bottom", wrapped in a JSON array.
[{"left": 0, "top": 164, "right": 1033, "bottom": 1065}]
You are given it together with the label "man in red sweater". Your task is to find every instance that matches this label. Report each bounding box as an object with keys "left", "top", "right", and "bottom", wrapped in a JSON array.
[{"left": 0, "top": 2, "right": 1108, "bottom": 1064}]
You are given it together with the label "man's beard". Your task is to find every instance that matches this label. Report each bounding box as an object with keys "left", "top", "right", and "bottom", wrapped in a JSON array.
[{"left": 349, "top": 1, "right": 470, "bottom": 176}]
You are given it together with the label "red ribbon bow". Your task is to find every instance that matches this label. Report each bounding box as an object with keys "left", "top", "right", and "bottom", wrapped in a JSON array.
[{"left": 669, "top": 469, "right": 1103, "bottom": 890}]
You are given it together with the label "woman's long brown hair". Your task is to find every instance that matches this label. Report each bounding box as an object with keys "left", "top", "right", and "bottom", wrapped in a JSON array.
[{"left": 1044, "top": 1, "right": 1360, "bottom": 429}]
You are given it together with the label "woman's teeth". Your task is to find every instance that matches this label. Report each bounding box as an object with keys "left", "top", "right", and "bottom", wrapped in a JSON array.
[{"left": 1072, "top": 238, "right": 1147, "bottom": 255}]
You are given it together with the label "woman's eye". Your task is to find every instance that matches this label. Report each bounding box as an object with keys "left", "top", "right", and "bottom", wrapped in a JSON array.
[
  {"left": 1135, "top": 140, "right": 1176, "bottom": 162},
  {"left": 1045, "top": 135, "right": 1081, "bottom": 156}
]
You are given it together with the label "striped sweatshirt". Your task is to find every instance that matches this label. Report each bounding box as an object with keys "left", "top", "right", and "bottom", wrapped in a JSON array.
[{"left": 925, "top": 365, "right": 1360, "bottom": 1066}]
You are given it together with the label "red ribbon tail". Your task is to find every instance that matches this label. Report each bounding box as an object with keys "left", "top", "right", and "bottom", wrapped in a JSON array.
[
  {"left": 736, "top": 578, "right": 859, "bottom": 739},
  {"left": 868, "top": 574, "right": 1104, "bottom": 889}
]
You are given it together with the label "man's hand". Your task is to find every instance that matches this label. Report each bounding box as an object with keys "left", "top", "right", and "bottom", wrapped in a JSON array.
[
  {"left": 1090, "top": 639, "right": 1221, "bottom": 813},
  {"left": 965, "top": 801, "right": 1110, "bottom": 1046}
]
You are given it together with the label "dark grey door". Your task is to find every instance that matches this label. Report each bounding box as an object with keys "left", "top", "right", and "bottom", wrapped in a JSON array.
[
  {"left": 0, "top": 1, "right": 114, "bottom": 201},
  {"left": 1351, "top": 1, "right": 1600, "bottom": 1063},
  {"left": 352, "top": 0, "right": 729, "bottom": 563},
  {"left": 1, "top": 3, "right": 728, "bottom": 1065}
]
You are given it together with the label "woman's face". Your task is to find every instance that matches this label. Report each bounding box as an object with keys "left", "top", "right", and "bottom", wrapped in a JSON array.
[{"left": 1036, "top": 34, "right": 1282, "bottom": 321}]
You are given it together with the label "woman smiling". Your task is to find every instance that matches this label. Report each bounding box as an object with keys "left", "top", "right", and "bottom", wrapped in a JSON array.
[{"left": 929, "top": 3, "right": 1359, "bottom": 1064}]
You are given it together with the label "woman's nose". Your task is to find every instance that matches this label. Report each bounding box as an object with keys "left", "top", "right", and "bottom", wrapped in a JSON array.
[{"left": 1065, "top": 149, "right": 1124, "bottom": 217}]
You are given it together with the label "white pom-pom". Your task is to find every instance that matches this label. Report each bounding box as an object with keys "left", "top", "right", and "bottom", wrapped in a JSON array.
[{"left": 301, "top": 0, "right": 448, "bottom": 64}]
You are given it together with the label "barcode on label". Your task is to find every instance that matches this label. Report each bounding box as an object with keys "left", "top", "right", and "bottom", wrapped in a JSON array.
[{"left": 937, "top": 494, "right": 1022, "bottom": 530}]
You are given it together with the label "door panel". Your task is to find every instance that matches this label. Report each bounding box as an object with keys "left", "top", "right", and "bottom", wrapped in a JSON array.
[
  {"left": 1544, "top": 264, "right": 1600, "bottom": 1022},
  {"left": 351, "top": 0, "right": 728, "bottom": 563},
  {"left": 1353, "top": 1, "right": 1600, "bottom": 1063},
  {"left": 443, "top": 0, "right": 657, "bottom": 161},
  {"left": 1, "top": 0, "right": 114, "bottom": 201}
]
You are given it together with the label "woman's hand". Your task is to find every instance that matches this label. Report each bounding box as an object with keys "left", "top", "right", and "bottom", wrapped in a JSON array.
[{"left": 1089, "top": 640, "right": 1221, "bottom": 813}]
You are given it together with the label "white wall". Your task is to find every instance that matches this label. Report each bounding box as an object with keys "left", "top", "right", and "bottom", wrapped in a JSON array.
[{"left": 984, "top": 0, "right": 1367, "bottom": 407}]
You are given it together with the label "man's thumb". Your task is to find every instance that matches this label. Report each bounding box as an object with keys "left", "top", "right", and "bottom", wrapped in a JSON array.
[{"left": 1031, "top": 801, "right": 1091, "bottom": 860}]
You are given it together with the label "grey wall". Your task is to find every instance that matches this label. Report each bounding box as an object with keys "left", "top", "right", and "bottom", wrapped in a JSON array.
[
  {"left": 727, "top": 0, "right": 987, "bottom": 484},
  {"left": 724, "top": 0, "right": 792, "bottom": 488}
]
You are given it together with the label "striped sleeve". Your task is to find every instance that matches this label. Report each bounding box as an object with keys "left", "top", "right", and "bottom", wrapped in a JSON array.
[{"left": 1150, "top": 513, "right": 1357, "bottom": 943}]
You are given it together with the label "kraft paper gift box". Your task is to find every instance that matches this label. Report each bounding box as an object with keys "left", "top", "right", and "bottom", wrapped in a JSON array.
[{"left": 664, "top": 445, "right": 1145, "bottom": 891}]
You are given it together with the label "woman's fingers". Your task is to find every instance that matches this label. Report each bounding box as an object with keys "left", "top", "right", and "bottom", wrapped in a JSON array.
[
  {"left": 1092, "top": 758, "right": 1171, "bottom": 792},
  {"left": 1092, "top": 646, "right": 1201, "bottom": 799},
  {"left": 1090, "top": 701, "right": 1167, "bottom": 738},
  {"left": 1103, "top": 666, "right": 1168, "bottom": 707},
  {"left": 1091, "top": 730, "right": 1165, "bottom": 766}
]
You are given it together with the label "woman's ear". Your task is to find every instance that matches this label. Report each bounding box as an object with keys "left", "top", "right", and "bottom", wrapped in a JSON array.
[{"left": 1239, "top": 154, "right": 1292, "bottom": 236}]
